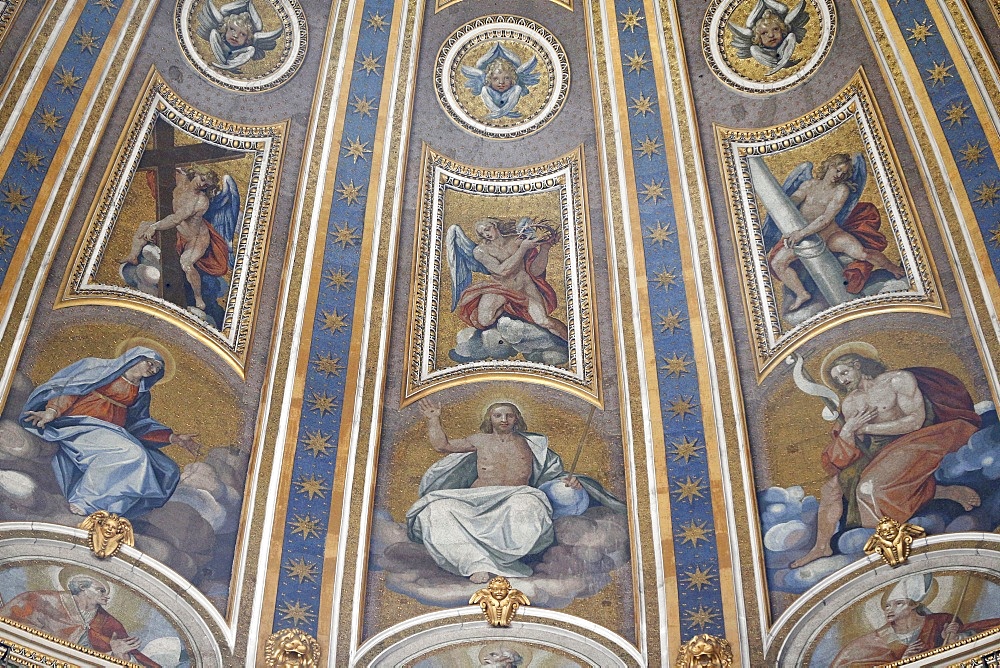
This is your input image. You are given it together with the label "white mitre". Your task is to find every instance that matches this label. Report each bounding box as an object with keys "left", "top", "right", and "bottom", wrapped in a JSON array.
[{"left": 887, "top": 574, "right": 930, "bottom": 603}]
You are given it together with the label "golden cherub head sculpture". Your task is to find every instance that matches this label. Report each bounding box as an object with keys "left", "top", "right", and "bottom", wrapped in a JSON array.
[{"left": 80, "top": 510, "right": 134, "bottom": 559}]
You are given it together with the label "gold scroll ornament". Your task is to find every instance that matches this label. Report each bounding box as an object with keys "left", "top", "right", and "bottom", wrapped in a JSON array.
[
  {"left": 470, "top": 576, "right": 530, "bottom": 627},
  {"left": 863, "top": 516, "right": 926, "bottom": 567},
  {"left": 80, "top": 510, "right": 134, "bottom": 559}
]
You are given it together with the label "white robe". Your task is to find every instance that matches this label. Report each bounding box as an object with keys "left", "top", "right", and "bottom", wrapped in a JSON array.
[{"left": 406, "top": 434, "right": 557, "bottom": 577}]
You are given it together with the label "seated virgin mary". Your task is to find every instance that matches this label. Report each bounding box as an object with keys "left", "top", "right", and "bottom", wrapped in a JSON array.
[{"left": 19, "top": 346, "right": 200, "bottom": 520}]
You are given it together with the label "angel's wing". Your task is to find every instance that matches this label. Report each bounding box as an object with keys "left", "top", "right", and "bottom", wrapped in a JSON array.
[
  {"left": 744, "top": 0, "right": 769, "bottom": 28},
  {"left": 516, "top": 56, "right": 540, "bottom": 88},
  {"left": 728, "top": 22, "right": 755, "bottom": 59},
  {"left": 762, "top": 161, "right": 813, "bottom": 249},
  {"left": 446, "top": 225, "right": 489, "bottom": 311},
  {"left": 750, "top": 44, "right": 782, "bottom": 69},
  {"left": 206, "top": 175, "right": 242, "bottom": 265},
  {"left": 220, "top": 45, "right": 257, "bottom": 69},
  {"left": 208, "top": 30, "right": 232, "bottom": 66},
  {"left": 510, "top": 590, "right": 531, "bottom": 606},
  {"left": 197, "top": 0, "right": 224, "bottom": 40},
  {"left": 219, "top": 0, "right": 250, "bottom": 17},
  {"left": 246, "top": 0, "right": 264, "bottom": 31},
  {"left": 253, "top": 26, "right": 284, "bottom": 55},
  {"left": 469, "top": 588, "right": 489, "bottom": 605},
  {"left": 461, "top": 66, "right": 486, "bottom": 95},
  {"left": 785, "top": 0, "right": 810, "bottom": 41},
  {"left": 834, "top": 153, "right": 867, "bottom": 228},
  {"left": 768, "top": 34, "right": 799, "bottom": 75},
  {"left": 761, "top": 0, "right": 791, "bottom": 19},
  {"left": 474, "top": 43, "right": 505, "bottom": 71}
]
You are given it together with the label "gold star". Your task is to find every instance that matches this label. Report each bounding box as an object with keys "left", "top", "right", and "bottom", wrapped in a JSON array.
[
  {"left": 990, "top": 225, "right": 1000, "bottom": 247},
  {"left": 312, "top": 352, "right": 345, "bottom": 376},
  {"left": 366, "top": 11, "right": 387, "bottom": 31},
  {"left": 284, "top": 558, "right": 318, "bottom": 584},
  {"left": 37, "top": 108, "right": 63, "bottom": 133},
  {"left": 94, "top": 0, "right": 116, "bottom": 12},
  {"left": 641, "top": 179, "right": 668, "bottom": 203},
  {"left": 336, "top": 180, "right": 365, "bottom": 206},
  {"left": 925, "top": 61, "right": 954, "bottom": 86},
  {"left": 656, "top": 309, "right": 686, "bottom": 334},
  {"left": 685, "top": 604, "right": 719, "bottom": 631},
  {"left": 330, "top": 222, "right": 360, "bottom": 248},
  {"left": 652, "top": 267, "right": 678, "bottom": 291},
  {"left": 670, "top": 435, "right": 703, "bottom": 463},
  {"left": 18, "top": 149, "right": 44, "bottom": 171},
  {"left": 301, "top": 430, "right": 333, "bottom": 457},
  {"left": 619, "top": 7, "right": 644, "bottom": 33},
  {"left": 667, "top": 395, "right": 698, "bottom": 419},
  {"left": 660, "top": 353, "right": 692, "bottom": 378},
  {"left": 943, "top": 101, "right": 969, "bottom": 126},
  {"left": 54, "top": 66, "right": 82, "bottom": 94},
  {"left": 960, "top": 141, "right": 988, "bottom": 166},
  {"left": 974, "top": 181, "right": 1000, "bottom": 207},
  {"left": 0, "top": 228, "right": 12, "bottom": 254},
  {"left": 629, "top": 92, "right": 655, "bottom": 116},
  {"left": 278, "top": 600, "right": 315, "bottom": 626},
  {"left": 2, "top": 184, "right": 30, "bottom": 213},
  {"left": 324, "top": 268, "right": 353, "bottom": 292},
  {"left": 307, "top": 390, "right": 338, "bottom": 416},
  {"left": 351, "top": 94, "right": 377, "bottom": 117},
  {"left": 343, "top": 136, "right": 371, "bottom": 164},
  {"left": 636, "top": 135, "right": 662, "bottom": 159},
  {"left": 907, "top": 19, "right": 933, "bottom": 44},
  {"left": 677, "top": 519, "right": 712, "bottom": 547},
  {"left": 626, "top": 50, "right": 649, "bottom": 74},
  {"left": 683, "top": 566, "right": 715, "bottom": 590},
  {"left": 646, "top": 221, "right": 674, "bottom": 246},
  {"left": 674, "top": 476, "right": 706, "bottom": 503},
  {"left": 75, "top": 29, "right": 100, "bottom": 54},
  {"left": 320, "top": 309, "right": 349, "bottom": 333},
  {"left": 288, "top": 514, "right": 323, "bottom": 540},
  {"left": 358, "top": 52, "right": 383, "bottom": 76},
  {"left": 294, "top": 474, "right": 329, "bottom": 500}
]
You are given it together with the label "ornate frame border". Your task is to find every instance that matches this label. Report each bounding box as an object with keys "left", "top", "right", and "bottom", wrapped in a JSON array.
[
  {"left": 715, "top": 68, "right": 945, "bottom": 379},
  {"left": 174, "top": 0, "right": 308, "bottom": 93},
  {"left": 434, "top": 14, "right": 569, "bottom": 141},
  {"left": 403, "top": 144, "right": 601, "bottom": 407},
  {"left": 702, "top": 0, "right": 837, "bottom": 95},
  {"left": 57, "top": 68, "right": 287, "bottom": 376}
]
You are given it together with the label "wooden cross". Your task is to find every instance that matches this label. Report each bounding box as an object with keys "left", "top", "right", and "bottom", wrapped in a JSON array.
[{"left": 137, "top": 115, "right": 242, "bottom": 306}]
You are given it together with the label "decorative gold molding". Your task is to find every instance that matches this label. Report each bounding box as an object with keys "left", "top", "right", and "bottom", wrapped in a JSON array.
[
  {"left": 79, "top": 511, "right": 134, "bottom": 559},
  {"left": 434, "top": 0, "right": 572, "bottom": 13},
  {"left": 0, "top": 633, "right": 79, "bottom": 667},
  {"left": 675, "top": 633, "right": 735, "bottom": 667},
  {"left": 470, "top": 576, "right": 530, "bottom": 627},
  {"left": 263, "top": 628, "right": 321, "bottom": 667}
]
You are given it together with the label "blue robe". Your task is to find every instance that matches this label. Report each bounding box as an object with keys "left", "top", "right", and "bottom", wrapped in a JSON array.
[{"left": 19, "top": 346, "right": 180, "bottom": 519}]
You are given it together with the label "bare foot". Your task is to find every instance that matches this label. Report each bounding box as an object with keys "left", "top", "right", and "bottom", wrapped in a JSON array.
[
  {"left": 470, "top": 571, "right": 491, "bottom": 584},
  {"left": 790, "top": 546, "right": 832, "bottom": 569},
  {"left": 68, "top": 503, "right": 87, "bottom": 516},
  {"left": 936, "top": 485, "right": 981, "bottom": 511},
  {"left": 787, "top": 292, "right": 812, "bottom": 311}
]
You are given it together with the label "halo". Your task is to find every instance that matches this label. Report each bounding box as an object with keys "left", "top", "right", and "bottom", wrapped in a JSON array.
[
  {"left": 115, "top": 337, "right": 176, "bottom": 385},
  {"left": 58, "top": 566, "right": 111, "bottom": 595},
  {"left": 476, "top": 641, "right": 533, "bottom": 666},
  {"left": 820, "top": 341, "right": 880, "bottom": 387}
]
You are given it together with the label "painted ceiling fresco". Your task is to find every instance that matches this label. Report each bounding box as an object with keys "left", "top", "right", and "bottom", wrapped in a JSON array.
[{"left": 0, "top": 0, "right": 998, "bottom": 664}]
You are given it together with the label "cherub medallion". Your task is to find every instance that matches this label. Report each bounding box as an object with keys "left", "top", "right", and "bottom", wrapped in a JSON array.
[
  {"left": 703, "top": 0, "right": 836, "bottom": 94},
  {"left": 176, "top": 0, "right": 307, "bottom": 92},
  {"left": 435, "top": 15, "right": 569, "bottom": 140}
]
